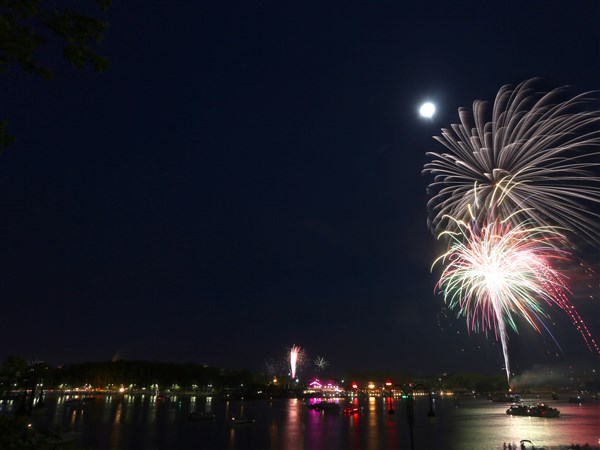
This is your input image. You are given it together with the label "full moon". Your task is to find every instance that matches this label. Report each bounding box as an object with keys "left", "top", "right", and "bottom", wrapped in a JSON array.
[{"left": 419, "top": 102, "right": 436, "bottom": 118}]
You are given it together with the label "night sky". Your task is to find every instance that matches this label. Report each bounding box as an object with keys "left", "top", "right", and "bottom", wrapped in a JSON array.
[{"left": 1, "top": 1, "right": 599, "bottom": 376}]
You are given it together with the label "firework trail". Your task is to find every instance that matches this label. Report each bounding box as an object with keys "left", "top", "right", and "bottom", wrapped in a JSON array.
[
  {"left": 289, "top": 345, "right": 302, "bottom": 380},
  {"left": 423, "top": 79, "right": 600, "bottom": 244},
  {"left": 433, "top": 214, "right": 600, "bottom": 382}
]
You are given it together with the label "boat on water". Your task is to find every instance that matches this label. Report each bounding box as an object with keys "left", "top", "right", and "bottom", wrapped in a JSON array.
[
  {"left": 64, "top": 398, "right": 85, "bottom": 409},
  {"left": 491, "top": 393, "right": 521, "bottom": 403},
  {"left": 506, "top": 403, "right": 560, "bottom": 418},
  {"left": 188, "top": 411, "right": 216, "bottom": 421},
  {"left": 518, "top": 439, "right": 546, "bottom": 450},
  {"left": 308, "top": 401, "right": 341, "bottom": 412},
  {"left": 64, "top": 395, "right": 95, "bottom": 409},
  {"left": 343, "top": 406, "right": 363, "bottom": 415},
  {"left": 227, "top": 417, "right": 255, "bottom": 427}
]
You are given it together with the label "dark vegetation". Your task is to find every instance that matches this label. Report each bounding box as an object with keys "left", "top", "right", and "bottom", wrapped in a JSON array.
[
  {"left": 0, "top": 356, "right": 266, "bottom": 395},
  {"left": 1, "top": 355, "right": 522, "bottom": 396},
  {"left": 0, "top": 0, "right": 111, "bottom": 150}
]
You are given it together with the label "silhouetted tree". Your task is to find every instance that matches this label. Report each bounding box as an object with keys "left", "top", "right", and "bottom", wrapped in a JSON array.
[
  {"left": 0, "top": 355, "right": 27, "bottom": 395},
  {"left": 0, "top": 0, "right": 111, "bottom": 150}
]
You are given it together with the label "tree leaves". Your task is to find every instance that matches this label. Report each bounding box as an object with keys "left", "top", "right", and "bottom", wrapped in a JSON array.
[{"left": 0, "top": 0, "right": 111, "bottom": 151}]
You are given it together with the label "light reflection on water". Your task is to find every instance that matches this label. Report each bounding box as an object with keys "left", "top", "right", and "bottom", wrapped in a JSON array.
[{"left": 11, "top": 394, "right": 600, "bottom": 450}]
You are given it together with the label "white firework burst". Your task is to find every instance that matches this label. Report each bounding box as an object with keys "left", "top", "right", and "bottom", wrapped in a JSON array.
[
  {"left": 423, "top": 78, "right": 600, "bottom": 244},
  {"left": 314, "top": 356, "right": 329, "bottom": 371}
]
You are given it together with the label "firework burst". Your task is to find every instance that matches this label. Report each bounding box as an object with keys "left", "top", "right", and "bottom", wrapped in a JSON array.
[
  {"left": 424, "top": 79, "right": 600, "bottom": 383},
  {"left": 289, "top": 345, "right": 303, "bottom": 380},
  {"left": 434, "top": 214, "right": 600, "bottom": 382},
  {"left": 423, "top": 79, "right": 600, "bottom": 244},
  {"left": 314, "top": 356, "right": 329, "bottom": 371}
]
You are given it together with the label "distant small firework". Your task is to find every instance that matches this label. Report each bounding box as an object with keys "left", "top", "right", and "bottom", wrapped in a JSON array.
[
  {"left": 264, "top": 359, "right": 276, "bottom": 376},
  {"left": 289, "top": 345, "right": 302, "bottom": 380},
  {"left": 434, "top": 213, "right": 600, "bottom": 382},
  {"left": 314, "top": 356, "right": 329, "bottom": 371},
  {"left": 423, "top": 79, "right": 600, "bottom": 244},
  {"left": 264, "top": 358, "right": 283, "bottom": 377}
]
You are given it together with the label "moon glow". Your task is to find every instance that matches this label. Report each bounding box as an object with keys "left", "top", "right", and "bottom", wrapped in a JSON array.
[{"left": 419, "top": 102, "right": 436, "bottom": 118}]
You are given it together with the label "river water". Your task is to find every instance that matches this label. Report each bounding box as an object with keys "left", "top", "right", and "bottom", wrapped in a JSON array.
[{"left": 14, "top": 394, "right": 600, "bottom": 449}]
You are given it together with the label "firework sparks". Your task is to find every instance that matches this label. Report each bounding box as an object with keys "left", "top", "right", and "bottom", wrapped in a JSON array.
[
  {"left": 314, "top": 356, "right": 329, "bottom": 371},
  {"left": 433, "top": 214, "right": 600, "bottom": 382},
  {"left": 424, "top": 79, "right": 600, "bottom": 384},
  {"left": 423, "top": 79, "right": 600, "bottom": 244},
  {"left": 289, "top": 345, "right": 302, "bottom": 380},
  {"left": 264, "top": 358, "right": 283, "bottom": 378}
]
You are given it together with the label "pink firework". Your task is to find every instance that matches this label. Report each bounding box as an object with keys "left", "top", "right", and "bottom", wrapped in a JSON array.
[
  {"left": 289, "top": 345, "right": 302, "bottom": 379},
  {"left": 434, "top": 214, "right": 600, "bottom": 383}
]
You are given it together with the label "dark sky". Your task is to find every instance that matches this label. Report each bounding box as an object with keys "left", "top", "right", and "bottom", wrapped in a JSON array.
[{"left": 1, "top": 0, "right": 599, "bottom": 377}]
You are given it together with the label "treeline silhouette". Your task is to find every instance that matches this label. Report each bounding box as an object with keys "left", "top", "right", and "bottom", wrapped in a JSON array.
[{"left": 1, "top": 356, "right": 266, "bottom": 394}]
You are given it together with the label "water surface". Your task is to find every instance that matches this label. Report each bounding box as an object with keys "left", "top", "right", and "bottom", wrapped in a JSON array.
[{"left": 16, "top": 394, "right": 600, "bottom": 449}]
